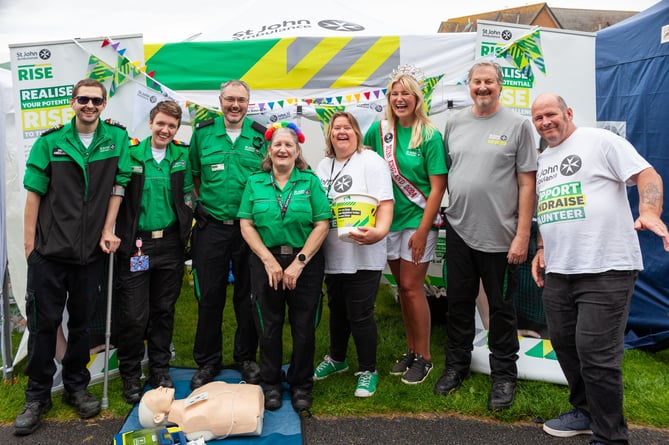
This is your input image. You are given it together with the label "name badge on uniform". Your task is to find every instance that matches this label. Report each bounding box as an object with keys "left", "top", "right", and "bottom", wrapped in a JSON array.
[
  {"left": 130, "top": 239, "right": 149, "bottom": 272},
  {"left": 211, "top": 163, "right": 225, "bottom": 172}
]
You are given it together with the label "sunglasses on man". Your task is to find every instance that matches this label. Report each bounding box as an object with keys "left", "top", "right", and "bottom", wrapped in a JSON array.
[{"left": 74, "top": 96, "right": 105, "bottom": 106}]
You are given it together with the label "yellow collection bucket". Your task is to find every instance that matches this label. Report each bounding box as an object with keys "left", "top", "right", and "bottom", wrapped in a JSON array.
[{"left": 332, "top": 193, "right": 379, "bottom": 243}]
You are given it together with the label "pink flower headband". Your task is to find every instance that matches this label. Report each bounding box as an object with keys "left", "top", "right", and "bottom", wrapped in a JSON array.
[{"left": 264, "top": 121, "right": 306, "bottom": 143}]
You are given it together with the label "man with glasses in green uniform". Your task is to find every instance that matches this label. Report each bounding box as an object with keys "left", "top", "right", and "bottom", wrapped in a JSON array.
[
  {"left": 15, "top": 78, "right": 131, "bottom": 435},
  {"left": 188, "top": 80, "right": 267, "bottom": 389}
]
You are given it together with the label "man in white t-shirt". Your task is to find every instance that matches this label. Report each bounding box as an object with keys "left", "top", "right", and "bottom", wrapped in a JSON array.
[{"left": 531, "top": 93, "right": 669, "bottom": 445}]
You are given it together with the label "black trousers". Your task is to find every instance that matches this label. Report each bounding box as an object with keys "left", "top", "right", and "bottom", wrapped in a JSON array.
[
  {"left": 24, "top": 252, "right": 104, "bottom": 401},
  {"left": 324, "top": 270, "right": 381, "bottom": 372},
  {"left": 115, "top": 231, "right": 184, "bottom": 380},
  {"left": 191, "top": 219, "right": 258, "bottom": 366},
  {"left": 544, "top": 270, "right": 636, "bottom": 445},
  {"left": 444, "top": 220, "right": 519, "bottom": 382},
  {"left": 250, "top": 250, "right": 324, "bottom": 392}
]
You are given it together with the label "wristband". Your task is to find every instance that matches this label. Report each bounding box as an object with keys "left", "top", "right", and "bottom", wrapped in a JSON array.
[
  {"left": 111, "top": 185, "right": 125, "bottom": 197},
  {"left": 536, "top": 245, "right": 544, "bottom": 250}
]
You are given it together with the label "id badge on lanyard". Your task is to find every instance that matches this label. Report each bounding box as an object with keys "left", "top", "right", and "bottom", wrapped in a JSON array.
[{"left": 130, "top": 238, "right": 150, "bottom": 272}]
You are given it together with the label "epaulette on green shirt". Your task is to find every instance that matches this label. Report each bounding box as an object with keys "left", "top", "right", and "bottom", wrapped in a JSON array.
[
  {"left": 40, "top": 124, "right": 64, "bottom": 137},
  {"left": 173, "top": 139, "right": 189, "bottom": 147},
  {"left": 103, "top": 118, "right": 126, "bottom": 129},
  {"left": 251, "top": 121, "right": 266, "bottom": 134},
  {"left": 129, "top": 137, "right": 141, "bottom": 147},
  {"left": 195, "top": 119, "right": 215, "bottom": 130}
]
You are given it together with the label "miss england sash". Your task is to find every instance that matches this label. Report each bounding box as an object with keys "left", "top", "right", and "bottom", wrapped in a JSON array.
[{"left": 380, "top": 119, "right": 442, "bottom": 225}]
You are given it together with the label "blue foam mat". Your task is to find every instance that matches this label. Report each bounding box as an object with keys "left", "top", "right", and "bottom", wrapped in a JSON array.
[{"left": 117, "top": 367, "right": 301, "bottom": 444}]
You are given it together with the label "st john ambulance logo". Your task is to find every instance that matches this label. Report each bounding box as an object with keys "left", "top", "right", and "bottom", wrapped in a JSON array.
[
  {"left": 560, "top": 155, "right": 582, "bottom": 176},
  {"left": 333, "top": 175, "right": 353, "bottom": 193},
  {"left": 318, "top": 20, "right": 365, "bottom": 32}
]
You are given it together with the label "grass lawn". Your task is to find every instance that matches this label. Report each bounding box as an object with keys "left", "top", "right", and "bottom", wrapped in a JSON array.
[{"left": 1, "top": 281, "right": 668, "bottom": 428}]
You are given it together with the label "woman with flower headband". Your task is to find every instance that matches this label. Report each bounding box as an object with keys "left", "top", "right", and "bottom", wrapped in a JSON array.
[
  {"left": 313, "top": 112, "right": 394, "bottom": 398},
  {"left": 363, "top": 66, "right": 447, "bottom": 385},
  {"left": 238, "top": 122, "right": 331, "bottom": 413}
]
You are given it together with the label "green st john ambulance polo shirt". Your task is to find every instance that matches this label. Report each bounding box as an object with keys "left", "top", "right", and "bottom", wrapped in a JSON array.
[{"left": 237, "top": 168, "right": 331, "bottom": 248}]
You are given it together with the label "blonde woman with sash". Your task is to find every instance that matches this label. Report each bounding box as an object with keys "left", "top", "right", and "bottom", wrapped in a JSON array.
[{"left": 363, "top": 67, "right": 447, "bottom": 385}]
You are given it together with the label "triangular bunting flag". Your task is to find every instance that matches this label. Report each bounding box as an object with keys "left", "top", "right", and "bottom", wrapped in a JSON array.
[
  {"left": 86, "top": 55, "right": 114, "bottom": 82},
  {"left": 423, "top": 74, "right": 444, "bottom": 114},
  {"left": 496, "top": 28, "right": 546, "bottom": 81}
]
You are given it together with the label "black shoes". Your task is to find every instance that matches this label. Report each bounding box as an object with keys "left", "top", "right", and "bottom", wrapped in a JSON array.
[
  {"left": 487, "top": 381, "right": 517, "bottom": 411},
  {"left": 433, "top": 368, "right": 470, "bottom": 395},
  {"left": 122, "top": 379, "right": 142, "bottom": 405},
  {"left": 148, "top": 373, "right": 174, "bottom": 389},
  {"left": 190, "top": 364, "right": 222, "bottom": 390},
  {"left": 291, "top": 388, "right": 313, "bottom": 412},
  {"left": 264, "top": 388, "right": 283, "bottom": 411},
  {"left": 239, "top": 360, "right": 261, "bottom": 384},
  {"left": 14, "top": 399, "right": 52, "bottom": 436},
  {"left": 62, "top": 390, "right": 101, "bottom": 419}
]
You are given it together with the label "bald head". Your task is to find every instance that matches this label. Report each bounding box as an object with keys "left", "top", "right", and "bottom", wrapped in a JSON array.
[{"left": 531, "top": 93, "right": 576, "bottom": 147}]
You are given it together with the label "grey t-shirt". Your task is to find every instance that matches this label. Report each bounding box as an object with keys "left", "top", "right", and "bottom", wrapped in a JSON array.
[{"left": 444, "top": 106, "right": 537, "bottom": 252}]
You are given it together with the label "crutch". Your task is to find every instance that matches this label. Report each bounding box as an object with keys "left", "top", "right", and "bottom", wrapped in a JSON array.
[{"left": 101, "top": 252, "right": 114, "bottom": 409}]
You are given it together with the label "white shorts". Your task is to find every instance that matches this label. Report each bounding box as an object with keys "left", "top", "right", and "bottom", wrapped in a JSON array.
[{"left": 386, "top": 229, "right": 438, "bottom": 264}]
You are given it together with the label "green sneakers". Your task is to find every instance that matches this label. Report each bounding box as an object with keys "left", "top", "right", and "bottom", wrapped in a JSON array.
[
  {"left": 354, "top": 371, "right": 379, "bottom": 397},
  {"left": 314, "top": 355, "right": 378, "bottom": 397},
  {"left": 313, "top": 355, "right": 349, "bottom": 380}
]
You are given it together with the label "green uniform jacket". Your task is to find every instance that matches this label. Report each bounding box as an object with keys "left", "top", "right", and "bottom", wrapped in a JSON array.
[
  {"left": 115, "top": 137, "right": 194, "bottom": 257},
  {"left": 238, "top": 168, "right": 331, "bottom": 247},
  {"left": 189, "top": 116, "right": 267, "bottom": 221},
  {"left": 23, "top": 117, "right": 132, "bottom": 264}
]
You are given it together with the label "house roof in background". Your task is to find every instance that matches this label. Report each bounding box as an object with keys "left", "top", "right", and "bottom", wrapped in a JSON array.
[{"left": 438, "top": 2, "right": 638, "bottom": 33}]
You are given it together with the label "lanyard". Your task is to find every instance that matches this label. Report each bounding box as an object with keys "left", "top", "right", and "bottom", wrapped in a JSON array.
[
  {"left": 327, "top": 156, "right": 351, "bottom": 195},
  {"left": 270, "top": 172, "right": 295, "bottom": 220}
]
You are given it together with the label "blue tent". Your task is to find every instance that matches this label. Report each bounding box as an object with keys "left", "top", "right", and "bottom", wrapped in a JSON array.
[{"left": 596, "top": 0, "right": 669, "bottom": 350}]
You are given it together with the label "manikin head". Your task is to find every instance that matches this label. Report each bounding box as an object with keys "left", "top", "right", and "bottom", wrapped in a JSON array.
[{"left": 138, "top": 386, "right": 176, "bottom": 428}]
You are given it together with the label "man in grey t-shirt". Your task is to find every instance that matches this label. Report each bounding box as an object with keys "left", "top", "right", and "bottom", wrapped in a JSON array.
[{"left": 433, "top": 61, "right": 537, "bottom": 411}]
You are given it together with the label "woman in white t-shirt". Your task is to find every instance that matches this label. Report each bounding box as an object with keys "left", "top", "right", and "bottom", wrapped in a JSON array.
[{"left": 314, "top": 112, "right": 394, "bottom": 398}]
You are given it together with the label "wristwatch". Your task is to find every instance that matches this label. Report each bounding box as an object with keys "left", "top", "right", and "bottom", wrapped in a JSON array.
[{"left": 297, "top": 253, "right": 307, "bottom": 265}]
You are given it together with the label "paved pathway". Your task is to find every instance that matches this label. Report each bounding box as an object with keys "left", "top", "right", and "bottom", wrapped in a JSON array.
[{"left": 1, "top": 414, "right": 668, "bottom": 444}]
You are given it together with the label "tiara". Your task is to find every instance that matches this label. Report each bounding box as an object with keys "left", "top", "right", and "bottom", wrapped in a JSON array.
[
  {"left": 390, "top": 64, "right": 426, "bottom": 85},
  {"left": 264, "top": 121, "right": 306, "bottom": 143}
]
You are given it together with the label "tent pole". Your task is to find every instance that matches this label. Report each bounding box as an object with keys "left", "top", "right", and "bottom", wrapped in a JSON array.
[
  {"left": 1, "top": 260, "right": 15, "bottom": 383},
  {"left": 101, "top": 253, "right": 114, "bottom": 409}
]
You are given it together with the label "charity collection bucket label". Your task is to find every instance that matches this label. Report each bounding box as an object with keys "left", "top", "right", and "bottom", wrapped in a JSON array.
[{"left": 332, "top": 193, "right": 379, "bottom": 242}]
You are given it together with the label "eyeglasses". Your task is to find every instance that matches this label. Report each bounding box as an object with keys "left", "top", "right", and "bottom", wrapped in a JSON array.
[
  {"left": 221, "top": 96, "right": 249, "bottom": 104},
  {"left": 74, "top": 96, "right": 105, "bottom": 106}
]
